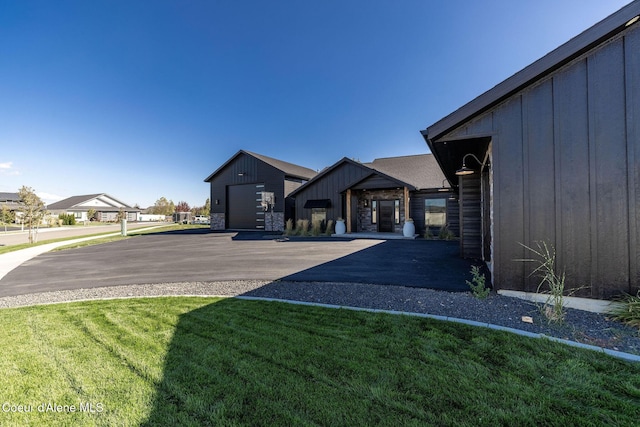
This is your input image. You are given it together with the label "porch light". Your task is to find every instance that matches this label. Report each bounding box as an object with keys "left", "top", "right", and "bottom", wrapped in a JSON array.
[
  {"left": 438, "top": 179, "right": 449, "bottom": 192},
  {"left": 455, "top": 153, "right": 483, "bottom": 176}
]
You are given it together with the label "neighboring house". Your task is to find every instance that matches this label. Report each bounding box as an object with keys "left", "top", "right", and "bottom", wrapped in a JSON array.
[
  {"left": 47, "top": 194, "right": 140, "bottom": 222},
  {"left": 288, "top": 154, "right": 457, "bottom": 236},
  {"left": 421, "top": 2, "right": 640, "bottom": 299},
  {"left": 0, "top": 192, "right": 22, "bottom": 214},
  {"left": 204, "top": 150, "right": 318, "bottom": 231}
]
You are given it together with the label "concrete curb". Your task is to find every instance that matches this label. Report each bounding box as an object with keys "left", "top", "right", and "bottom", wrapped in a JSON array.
[{"left": 236, "top": 296, "right": 640, "bottom": 363}]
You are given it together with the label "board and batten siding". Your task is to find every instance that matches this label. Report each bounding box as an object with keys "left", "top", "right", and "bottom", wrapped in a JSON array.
[
  {"left": 209, "top": 153, "right": 286, "bottom": 219},
  {"left": 292, "top": 161, "right": 371, "bottom": 222},
  {"left": 435, "top": 24, "right": 640, "bottom": 298}
]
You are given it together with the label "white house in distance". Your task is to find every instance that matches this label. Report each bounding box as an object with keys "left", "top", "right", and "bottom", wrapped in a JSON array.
[{"left": 47, "top": 194, "right": 140, "bottom": 222}]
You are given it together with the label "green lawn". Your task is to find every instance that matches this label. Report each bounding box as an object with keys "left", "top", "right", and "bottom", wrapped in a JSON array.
[{"left": 0, "top": 297, "right": 638, "bottom": 426}]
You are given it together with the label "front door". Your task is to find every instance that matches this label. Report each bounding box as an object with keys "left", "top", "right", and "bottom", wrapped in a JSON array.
[{"left": 378, "top": 200, "right": 394, "bottom": 232}]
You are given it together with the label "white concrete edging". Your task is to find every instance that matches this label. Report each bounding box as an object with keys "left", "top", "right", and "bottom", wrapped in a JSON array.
[
  {"left": 497, "top": 290, "right": 624, "bottom": 314},
  {"left": 237, "top": 296, "right": 640, "bottom": 363}
]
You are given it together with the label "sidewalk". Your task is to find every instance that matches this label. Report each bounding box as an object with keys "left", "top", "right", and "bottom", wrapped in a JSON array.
[{"left": 0, "top": 226, "right": 164, "bottom": 282}]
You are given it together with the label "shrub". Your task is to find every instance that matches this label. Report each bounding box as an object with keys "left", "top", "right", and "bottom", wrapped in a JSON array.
[
  {"left": 610, "top": 292, "right": 640, "bottom": 330},
  {"left": 311, "top": 220, "right": 322, "bottom": 236},
  {"left": 284, "top": 219, "right": 294, "bottom": 236},
  {"left": 300, "top": 219, "right": 310, "bottom": 236},
  {"left": 517, "top": 241, "right": 577, "bottom": 324},
  {"left": 58, "top": 214, "right": 76, "bottom": 226},
  {"left": 424, "top": 227, "right": 434, "bottom": 239},
  {"left": 438, "top": 225, "right": 455, "bottom": 240},
  {"left": 466, "top": 265, "right": 490, "bottom": 299},
  {"left": 325, "top": 219, "right": 334, "bottom": 236}
]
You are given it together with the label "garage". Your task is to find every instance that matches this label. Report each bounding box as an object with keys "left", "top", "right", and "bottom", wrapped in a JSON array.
[
  {"left": 205, "top": 150, "right": 317, "bottom": 231},
  {"left": 228, "top": 183, "right": 264, "bottom": 229}
]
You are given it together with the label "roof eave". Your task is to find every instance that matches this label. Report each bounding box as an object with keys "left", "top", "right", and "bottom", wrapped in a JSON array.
[{"left": 425, "top": 1, "right": 640, "bottom": 142}]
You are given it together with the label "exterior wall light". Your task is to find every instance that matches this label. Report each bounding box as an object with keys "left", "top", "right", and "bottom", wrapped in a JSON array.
[
  {"left": 626, "top": 15, "right": 639, "bottom": 27},
  {"left": 438, "top": 178, "right": 450, "bottom": 191},
  {"left": 455, "top": 153, "right": 483, "bottom": 176}
]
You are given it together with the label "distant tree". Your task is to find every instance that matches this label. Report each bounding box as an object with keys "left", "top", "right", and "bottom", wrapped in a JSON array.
[
  {"left": 116, "top": 208, "right": 126, "bottom": 222},
  {"left": 87, "top": 208, "right": 97, "bottom": 221},
  {"left": 202, "top": 198, "right": 210, "bottom": 217},
  {"left": 1, "top": 204, "right": 15, "bottom": 232},
  {"left": 18, "top": 186, "right": 47, "bottom": 244},
  {"left": 175, "top": 201, "right": 190, "bottom": 212},
  {"left": 151, "top": 197, "right": 175, "bottom": 216},
  {"left": 191, "top": 198, "right": 210, "bottom": 217}
]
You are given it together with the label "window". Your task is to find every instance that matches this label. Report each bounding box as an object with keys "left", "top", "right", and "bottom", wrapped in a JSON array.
[
  {"left": 371, "top": 200, "right": 377, "bottom": 224},
  {"left": 394, "top": 200, "right": 400, "bottom": 224},
  {"left": 311, "top": 208, "right": 326, "bottom": 223},
  {"left": 425, "top": 199, "right": 446, "bottom": 227}
]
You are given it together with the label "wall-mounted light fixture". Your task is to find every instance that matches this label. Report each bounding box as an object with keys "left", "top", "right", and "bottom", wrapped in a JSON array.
[
  {"left": 238, "top": 172, "right": 246, "bottom": 177},
  {"left": 455, "top": 153, "right": 484, "bottom": 176},
  {"left": 215, "top": 199, "right": 220, "bottom": 205},
  {"left": 438, "top": 178, "right": 450, "bottom": 192},
  {"left": 626, "top": 15, "right": 639, "bottom": 27},
  {"left": 364, "top": 199, "right": 369, "bottom": 207}
]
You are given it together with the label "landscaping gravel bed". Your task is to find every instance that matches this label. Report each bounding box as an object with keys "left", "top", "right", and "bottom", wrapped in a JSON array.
[{"left": 0, "top": 280, "right": 638, "bottom": 357}]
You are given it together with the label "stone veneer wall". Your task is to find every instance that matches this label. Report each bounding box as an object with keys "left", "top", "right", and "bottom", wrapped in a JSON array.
[
  {"left": 264, "top": 212, "right": 285, "bottom": 232},
  {"left": 356, "top": 189, "right": 406, "bottom": 233},
  {"left": 211, "top": 213, "right": 225, "bottom": 230}
]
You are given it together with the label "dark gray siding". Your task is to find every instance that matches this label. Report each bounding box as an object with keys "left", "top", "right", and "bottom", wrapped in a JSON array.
[
  {"left": 409, "top": 191, "right": 458, "bottom": 237},
  {"left": 292, "top": 162, "right": 371, "bottom": 222},
  {"left": 209, "top": 152, "right": 286, "bottom": 227},
  {"left": 433, "top": 24, "right": 640, "bottom": 298}
]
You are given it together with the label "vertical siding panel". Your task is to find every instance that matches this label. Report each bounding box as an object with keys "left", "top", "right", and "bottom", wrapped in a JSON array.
[
  {"left": 626, "top": 26, "right": 640, "bottom": 294},
  {"left": 494, "top": 96, "right": 525, "bottom": 291},
  {"left": 460, "top": 175, "right": 482, "bottom": 258},
  {"left": 588, "top": 38, "right": 629, "bottom": 298},
  {"left": 523, "top": 80, "right": 556, "bottom": 290},
  {"left": 554, "top": 60, "right": 592, "bottom": 291}
]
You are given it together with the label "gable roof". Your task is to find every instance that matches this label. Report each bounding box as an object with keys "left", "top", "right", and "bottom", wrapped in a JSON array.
[
  {"left": 204, "top": 150, "right": 317, "bottom": 182},
  {"left": 423, "top": 1, "right": 640, "bottom": 142},
  {"left": 0, "top": 192, "right": 21, "bottom": 203},
  {"left": 47, "top": 194, "right": 137, "bottom": 211},
  {"left": 289, "top": 153, "right": 449, "bottom": 198},
  {"left": 364, "top": 154, "right": 448, "bottom": 190},
  {"left": 0, "top": 192, "right": 22, "bottom": 210},
  {"left": 287, "top": 157, "right": 372, "bottom": 198}
]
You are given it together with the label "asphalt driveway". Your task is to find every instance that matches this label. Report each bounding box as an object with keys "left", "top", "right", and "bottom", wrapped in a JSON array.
[{"left": 0, "top": 230, "right": 475, "bottom": 297}]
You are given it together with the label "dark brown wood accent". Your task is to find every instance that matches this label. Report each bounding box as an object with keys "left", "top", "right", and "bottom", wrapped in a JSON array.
[{"left": 459, "top": 175, "right": 481, "bottom": 259}]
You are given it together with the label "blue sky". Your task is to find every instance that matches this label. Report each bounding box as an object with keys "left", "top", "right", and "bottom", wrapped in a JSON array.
[{"left": 0, "top": 1, "right": 632, "bottom": 208}]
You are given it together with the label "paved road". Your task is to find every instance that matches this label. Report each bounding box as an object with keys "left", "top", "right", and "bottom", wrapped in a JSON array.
[
  {"left": 0, "top": 222, "right": 165, "bottom": 246},
  {"left": 0, "top": 229, "right": 474, "bottom": 297}
]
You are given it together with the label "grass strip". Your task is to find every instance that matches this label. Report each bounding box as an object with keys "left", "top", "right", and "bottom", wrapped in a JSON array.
[
  {"left": 0, "top": 297, "right": 638, "bottom": 426},
  {"left": 0, "top": 224, "right": 207, "bottom": 254}
]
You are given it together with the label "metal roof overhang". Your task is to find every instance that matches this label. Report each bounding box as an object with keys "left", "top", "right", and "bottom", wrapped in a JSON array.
[{"left": 303, "top": 199, "right": 332, "bottom": 209}]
